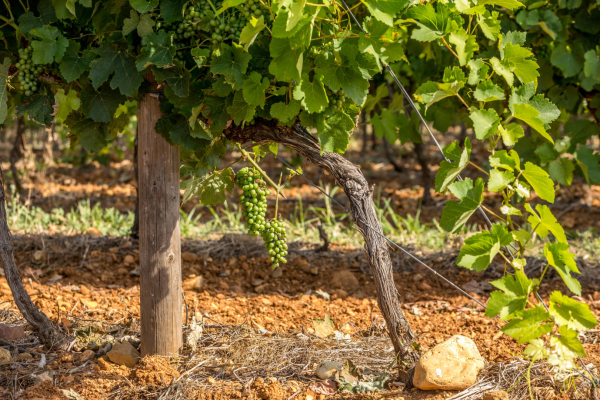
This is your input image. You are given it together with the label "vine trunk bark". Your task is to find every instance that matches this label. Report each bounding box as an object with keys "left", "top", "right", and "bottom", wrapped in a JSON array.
[
  {"left": 0, "top": 168, "right": 71, "bottom": 350},
  {"left": 224, "top": 121, "right": 421, "bottom": 383}
]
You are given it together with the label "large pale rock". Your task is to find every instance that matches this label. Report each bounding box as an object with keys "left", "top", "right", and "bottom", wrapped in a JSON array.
[
  {"left": 316, "top": 361, "right": 343, "bottom": 380},
  {"left": 413, "top": 335, "right": 484, "bottom": 390},
  {"left": 0, "top": 323, "right": 25, "bottom": 341},
  {"left": 106, "top": 341, "right": 141, "bottom": 368}
]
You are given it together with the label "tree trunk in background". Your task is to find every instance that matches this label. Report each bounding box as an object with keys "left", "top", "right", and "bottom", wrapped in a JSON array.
[
  {"left": 10, "top": 117, "right": 26, "bottom": 194},
  {"left": 138, "top": 80, "right": 182, "bottom": 357},
  {"left": 43, "top": 124, "right": 56, "bottom": 167},
  {"left": 383, "top": 137, "right": 403, "bottom": 172},
  {"left": 131, "top": 130, "right": 140, "bottom": 239},
  {"left": 0, "top": 168, "right": 71, "bottom": 350},
  {"left": 414, "top": 142, "right": 431, "bottom": 206},
  {"left": 224, "top": 122, "right": 421, "bottom": 384}
]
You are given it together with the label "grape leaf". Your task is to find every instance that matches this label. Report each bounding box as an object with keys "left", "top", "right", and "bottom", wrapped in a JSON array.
[
  {"left": 239, "top": 16, "right": 266, "bottom": 50},
  {"left": 544, "top": 243, "right": 580, "bottom": 294},
  {"left": 477, "top": 0, "right": 524, "bottom": 10},
  {"left": 315, "top": 44, "right": 369, "bottom": 106},
  {"left": 486, "top": 270, "right": 535, "bottom": 320},
  {"left": 488, "top": 170, "right": 515, "bottom": 192},
  {"left": 30, "top": 25, "right": 69, "bottom": 64},
  {"left": 170, "top": 115, "right": 212, "bottom": 151},
  {"left": 574, "top": 146, "right": 600, "bottom": 185},
  {"left": 269, "top": 37, "right": 303, "bottom": 83},
  {"left": 435, "top": 138, "right": 471, "bottom": 193},
  {"left": 137, "top": 13, "right": 155, "bottom": 36},
  {"left": 489, "top": 150, "right": 519, "bottom": 171},
  {"left": 477, "top": 11, "right": 501, "bottom": 40},
  {"left": 552, "top": 325, "right": 586, "bottom": 360},
  {"left": 499, "top": 123, "right": 524, "bottom": 147},
  {"left": 457, "top": 224, "right": 513, "bottom": 271},
  {"left": 18, "top": 0, "right": 57, "bottom": 35},
  {"left": 467, "top": 59, "right": 489, "bottom": 85},
  {"left": 469, "top": 108, "right": 500, "bottom": 140},
  {"left": 548, "top": 158, "right": 574, "bottom": 186},
  {"left": 512, "top": 103, "right": 553, "bottom": 143},
  {"left": 523, "top": 339, "right": 549, "bottom": 362},
  {"left": 60, "top": 41, "right": 95, "bottom": 83},
  {"left": 80, "top": 84, "right": 126, "bottom": 123},
  {"left": 583, "top": 50, "right": 600, "bottom": 84},
  {"left": 243, "top": 72, "right": 270, "bottom": 107},
  {"left": 123, "top": 9, "right": 140, "bottom": 35},
  {"left": 449, "top": 28, "right": 478, "bottom": 66},
  {"left": 408, "top": 3, "right": 455, "bottom": 41},
  {"left": 440, "top": 177, "right": 484, "bottom": 233},
  {"left": 502, "top": 305, "right": 552, "bottom": 344},
  {"left": 152, "top": 63, "right": 190, "bottom": 97},
  {"left": 549, "top": 291, "right": 598, "bottom": 331},
  {"left": 70, "top": 118, "right": 110, "bottom": 152},
  {"left": 160, "top": 0, "right": 188, "bottom": 23},
  {"left": 137, "top": 31, "right": 176, "bottom": 70},
  {"left": 293, "top": 73, "right": 328, "bottom": 114},
  {"left": 521, "top": 162, "right": 555, "bottom": 203},
  {"left": 90, "top": 43, "right": 144, "bottom": 97},
  {"left": 526, "top": 203, "right": 566, "bottom": 243},
  {"left": 228, "top": 90, "right": 256, "bottom": 125},
  {"left": 363, "top": 0, "right": 410, "bottom": 26},
  {"left": 316, "top": 111, "right": 354, "bottom": 154},
  {"left": 130, "top": 0, "right": 158, "bottom": 13},
  {"left": 211, "top": 43, "right": 252, "bottom": 89},
  {"left": 551, "top": 42, "right": 583, "bottom": 78},
  {"left": 503, "top": 43, "right": 539, "bottom": 84},
  {"left": 270, "top": 100, "right": 301, "bottom": 124},
  {"left": 55, "top": 89, "right": 81, "bottom": 121},
  {"left": 359, "top": 17, "right": 405, "bottom": 67},
  {"left": 0, "top": 58, "right": 10, "bottom": 125},
  {"left": 474, "top": 81, "right": 505, "bottom": 102},
  {"left": 490, "top": 56, "right": 515, "bottom": 86},
  {"left": 371, "top": 109, "right": 401, "bottom": 143},
  {"left": 181, "top": 168, "right": 234, "bottom": 206},
  {"left": 15, "top": 91, "right": 55, "bottom": 126}
]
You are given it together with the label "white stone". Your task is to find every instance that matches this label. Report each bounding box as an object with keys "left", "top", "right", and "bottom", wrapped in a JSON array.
[{"left": 316, "top": 361, "right": 343, "bottom": 380}]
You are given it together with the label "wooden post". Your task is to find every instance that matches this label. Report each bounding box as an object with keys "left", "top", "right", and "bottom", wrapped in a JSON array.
[{"left": 138, "top": 82, "right": 182, "bottom": 357}]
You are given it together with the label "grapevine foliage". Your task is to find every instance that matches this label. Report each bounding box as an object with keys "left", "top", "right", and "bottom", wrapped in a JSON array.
[{"left": 0, "top": 0, "right": 598, "bottom": 371}]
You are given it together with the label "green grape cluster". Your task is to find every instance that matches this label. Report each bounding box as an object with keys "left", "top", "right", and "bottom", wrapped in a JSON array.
[
  {"left": 14, "top": 47, "right": 41, "bottom": 97},
  {"left": 261, "top": 219, "right": 288, "bottom": 268},
  {"left": 326, "top": 88, "right": 349, "bottom": 110},
  {"left": 236, "top": 167, "right": 270, "bottom": 235}
]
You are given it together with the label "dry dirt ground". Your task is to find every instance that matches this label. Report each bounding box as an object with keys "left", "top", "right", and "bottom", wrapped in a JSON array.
[{"left": 0, "top": 233, "right": 599, "bottom": 400}]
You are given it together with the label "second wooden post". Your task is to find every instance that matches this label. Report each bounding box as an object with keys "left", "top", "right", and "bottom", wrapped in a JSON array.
[{"left": 138, "top": 83, "right": 183, "bottom": 356}]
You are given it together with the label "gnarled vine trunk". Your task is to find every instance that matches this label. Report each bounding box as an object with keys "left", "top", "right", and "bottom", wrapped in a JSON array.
[
  {"left": 0, "top": 168, "right": 71, "bottom": 350},
  {"left": 224, "top": 121, "right": 421, "bottom": 383}
]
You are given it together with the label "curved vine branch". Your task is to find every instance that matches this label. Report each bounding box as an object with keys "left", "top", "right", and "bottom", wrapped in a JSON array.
[
  {"left": 0, "top": 165, "right": 72, "bottom": 350},
  {"left": 224, "top": 120, "right": 421, "bottom": 383}
]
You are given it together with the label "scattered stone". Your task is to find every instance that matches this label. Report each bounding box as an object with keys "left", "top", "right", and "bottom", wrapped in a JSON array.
[
  {"left": 117, "top": 268, "right": 128, "bottom": 275},
  {"left": 181, "top": 252, "right": 197, "bottom": 262},
  {"left": 79, "top": 350, "right": 95, "bottom": 362},
  {"left": 0, "top": 348, "right": 12, "bottom": 363},
  {"left": 331, "top": 270, "right": 358, "bottom": 290},
  {"left": 218, "top": 281, "right": 229, "bottom": 290},
  {"left": 411, "top": 306, "right": 422, "bottom": 316},
  {"left": 255, "top": 284, "right": 269, "bottom": 293},
  {"left": 594, "top": 291, "right": 600, "bottom": 301},
  {"left": 123, "top": 255, "right": 135, "bottom": 265},
  {"left": 412, "top": 273, "right": 424, "bottom": 282},
  {"left": 32, "top": 371, "right": 53, "bottom": 386},
  {"left": 192, "top": 276, "right": 205, "bottom": 290},
  {"left": 261, "top": 298, "right": 273, "bottom": 306},
  {"left": 33, "top": 250, "right": 45, "bottom": 262},
  {"left": 333, "top": 289, "right": 348, "bottom": 300},
  {"left": 310, "top": 267, "right": 319, "bottom": 276},
  {"left": 230, "top": 285, "right": 243, "bottom": 293},
  {"left": 271, "top": 268, "right": 283, "bottom": 279},
  {"left": 309, "top": 379, "right": 337, "bottom": 395},
  {"left": 418, "top": 282, "right": 432, "bottom": 291},
  {"left": 413, "top": 335, "right": 484, "bottom": 390},
  {"left": 86, "top": 301, "right": 98, "bottom": 308},
  {"left": 130, "top": 268, "right": 141, "bottom": 277},
  {"left": 17, "top": 353, "right": 33, "bottom": 361},
  {"left": 316, "top": 361, "right": 343, "bottom": 380},
  {"left": 252, "top": 279, "right": 265, "bottom": 287},
  {"left": 79, "top": 286, "right": 90, "bottom": 295},
  {"left": 96, "top": 357, "right": 111, "bottom": 371},
  {"left": 106, "top": 341, "right": 141, "bottom": 368},
  {"left": 483, "top": 391, "right": 509, "bottom": 400},
  {"left": 86, "top": 227, "right": 102, "bottom": 236},
  {"left": 0, "top": 323, "right": 25, "bottom": 341},
  {"left": 462, "top": 280, "right": 493, "bottom": 295}
]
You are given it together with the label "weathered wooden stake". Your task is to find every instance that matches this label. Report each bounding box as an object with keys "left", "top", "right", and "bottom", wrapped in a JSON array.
[{"left": 138, "top": 84, "right": 182, "bottom": 356}]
